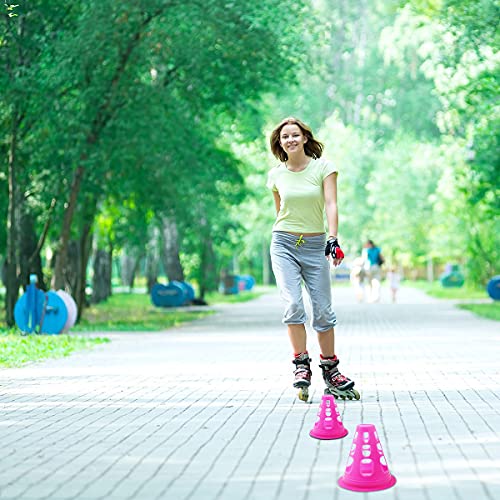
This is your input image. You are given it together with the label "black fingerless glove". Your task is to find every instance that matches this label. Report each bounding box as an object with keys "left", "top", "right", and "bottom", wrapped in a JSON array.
[{"left": 325, "top": 238, "right": 345, "bottom": 259}]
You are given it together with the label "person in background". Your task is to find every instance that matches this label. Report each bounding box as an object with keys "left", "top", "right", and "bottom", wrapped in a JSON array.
[
  {"left": 350, "top": 256, "right": 366, "bottom": 303},
  {"left": 386, "top": 266, "right": 402, "bottom": 303},
  {"left": 362, "top": 239, "right": 384, "bottom": 303},
  {"left": 267, "top": 116, "right": 360, "bottom": 402}
]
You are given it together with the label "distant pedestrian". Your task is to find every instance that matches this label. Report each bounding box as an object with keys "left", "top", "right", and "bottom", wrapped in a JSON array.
[
  {"left": 350, "top": 257, "right": 366, "bottom": 303},
  {"left": 386, "top": 266, "right": 402, "bottom": 303},
  {"left": 267, "top": 116, "right": 359, "bottom": 402},
  {"left": 362, "top": 239, "right": 384, "bottom": 303}
]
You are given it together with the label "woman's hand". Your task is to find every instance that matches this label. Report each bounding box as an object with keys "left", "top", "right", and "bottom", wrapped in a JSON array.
[{"left": 325, "top": 237, "right": 344, "bottom": 267}]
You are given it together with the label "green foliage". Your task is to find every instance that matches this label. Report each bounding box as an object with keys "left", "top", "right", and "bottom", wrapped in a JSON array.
[
  {"left": 1, "top": 0, "right": 498, "bottom": 313},
  {"left": 0, "top": 332, "right": 109, "bottom": 368},
  {"left": 248, "top": 0, "right": 498, "bottom": 288},
  {"left": 1, "top": 0, "right": 311, "bottom": 315},
  {"left": 407, "top": 280, "right": 499, "bottom": 321},
  {"left": 73, "top": 293, "right": 213, "bottom": 331},
  {"left": 458, "top": 303, "right": 500, "bottom": 322},
  {"left": 438, "top": 0, "right": 499, "bottom": 52},
  {"left": 408, "top": 279, "right": 488, "bottom": 299},
  {"left": 204, "top": 290, "right": 265, "bottom": 304}
]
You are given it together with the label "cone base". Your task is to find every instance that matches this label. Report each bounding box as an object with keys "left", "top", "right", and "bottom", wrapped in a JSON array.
[
  {"left": 309, "top": 428, "right": 348, "bottom": 440},
  {"left": 338, "top": 474, "right": 396, "bottom": 492}
]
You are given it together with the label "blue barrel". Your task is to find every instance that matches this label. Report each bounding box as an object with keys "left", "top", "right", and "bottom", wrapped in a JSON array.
[
  {"left": 39, "top": 291, "right": 68, "bottom": 334},
  {"left": 172, "top": 281, "right": 195, "bottom": 304},
  {"left": 14, "top": 285, "right": 46, "bottom": 333},
  {"left": 487, "top": 276, "right": 500, "bottom": 301},
  {"left": 151, "top": 282, "right": 186, "bottom": 307},
  {"left": 219, "top": 275, "right": 239, "bottom": 295},
  {"left": 440, "top": 264, "right": 465, "bottom": 288},
  {"left": 14, "top": 287, "right": 68, "bottom": 334},
  {"left": 237, "top": 275, "right": 255, "bottom": 291},
  {"left": 183, "top": 282, "right": 196, "bottom": 302}
]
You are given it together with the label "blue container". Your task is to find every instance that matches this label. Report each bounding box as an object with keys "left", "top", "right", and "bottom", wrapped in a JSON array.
[
  {"left": 237, "top": 275, "right": 255, "bottom": 291},
  {"left": 220, "top": 275, "right": 239, "bottom": 295},
  {"left": 14, "top": 284, "right": 68, "bottom": 335},
  {"left": 487, "top": 276, "right": 500, "bottom": 301},
  {"left": 172, "top": 281, "right": 195, "bottom": 304},
  {"left": 183, "top": 282, "right": 196, "bottom": 301},
  {"left": 39, "top": 291, "right": 68, "bottom": 334},
  {"left": 440, "top": 264, "right": 465, "bottom": 288},
  {"left": 151, "top": 282, "right": 187, "bottom": 307},
  {"left": 14, "top": 285, "right": 45, "bottom": 333}
]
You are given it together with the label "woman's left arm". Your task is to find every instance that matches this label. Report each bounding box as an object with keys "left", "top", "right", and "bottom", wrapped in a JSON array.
[{"left": 323, "top": 172, "right": 339, "bottom": 238}]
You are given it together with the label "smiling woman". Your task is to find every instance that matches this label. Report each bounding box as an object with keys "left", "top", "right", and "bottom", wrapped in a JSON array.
[{"left": 266, "top": 116, "right": 359, "bottom": 403}]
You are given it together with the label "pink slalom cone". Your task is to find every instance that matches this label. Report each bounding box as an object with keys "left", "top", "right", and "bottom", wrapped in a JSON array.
[
  {"left": 309, "top": 394, "right": 348, "bottom": 440},
  {"left": 338, "top": 423, "right": 397, "bottom": 492}
]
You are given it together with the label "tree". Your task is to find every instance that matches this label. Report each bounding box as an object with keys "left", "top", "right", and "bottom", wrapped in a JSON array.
[{"left": 2, "top": 0, "right": 311, "bottom": 322}]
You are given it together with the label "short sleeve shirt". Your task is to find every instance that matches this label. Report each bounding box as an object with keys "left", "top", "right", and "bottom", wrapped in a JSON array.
[{"left": 266, "top": 157, "right": 338, "bottom": 233}]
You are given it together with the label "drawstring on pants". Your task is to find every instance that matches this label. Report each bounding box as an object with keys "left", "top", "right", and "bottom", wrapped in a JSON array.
[{"left": 295, "top": 235, "right": 306, "bottom": 248}]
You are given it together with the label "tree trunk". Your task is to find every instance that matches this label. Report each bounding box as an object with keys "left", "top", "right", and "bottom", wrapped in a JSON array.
[
  {"left": 52, "top": 165, "right": 85, "bottom": 290},
  {"left": 51, "top": 9, "right": 170, "bottom": 291},
  {"left": 353, "top": 0, "right": 367, "bottom": 127},
  {"left": 146, "top": 257, "right": 159, "bottom": 293},
  {"left": 199, "top": 236, "right": 217, "bottom": 300},
  {"left": 65, "top": 240, "right": 80, "bottom": 296},
  {"left": 92, "top": 249, "right": 112, "bottom": 304},
  {"left": 5, "top": 108, "right": 20, "bottom": 326},
  {"left": 120, "top": 252, "right": 140, "bottom": 290},
  {"left": 75, "top": 222, "right": 94, "bottom": 318},
  {"left": 145, "top": 227, "right": 160, "bottom": 293},
  {"left": 160, "top": 215, "right": 184, "bottom": 282},
  {"left": 19, "top": 211, "right": 46, "bottom": 291}
]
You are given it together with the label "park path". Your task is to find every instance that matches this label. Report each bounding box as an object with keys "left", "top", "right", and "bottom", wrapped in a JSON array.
[{"left": 0, "top": 285, "right": 499, "bottom": 500}]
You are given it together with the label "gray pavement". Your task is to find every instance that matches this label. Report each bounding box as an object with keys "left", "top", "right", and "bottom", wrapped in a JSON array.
[{"left": 1, "top": 285, "right": 499, "bottom": 500}]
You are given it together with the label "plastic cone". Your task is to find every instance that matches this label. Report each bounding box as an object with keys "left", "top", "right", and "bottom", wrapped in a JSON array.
[
  {"left": 309, "top": 394, "right": 348, "bottom": 440},
  {"left": 338, "top": 424, "right": 397, "bottom": 492}
]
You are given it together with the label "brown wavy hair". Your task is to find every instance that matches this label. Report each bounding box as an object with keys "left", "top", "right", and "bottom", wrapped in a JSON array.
[{"left": 270, "top": 117, "right": 323, "bottom": 162}]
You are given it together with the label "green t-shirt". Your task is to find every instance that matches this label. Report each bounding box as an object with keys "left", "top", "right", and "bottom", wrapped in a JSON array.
[{"left": 266, "top": 157, "right": 338, "bottom": 233}]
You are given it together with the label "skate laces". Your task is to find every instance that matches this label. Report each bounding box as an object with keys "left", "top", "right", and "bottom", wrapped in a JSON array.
[
  {"left": 330, "top": 371, "right": 351, "bottom": 385},
  {"left": 294, "top": 366, "right": 311, "bottom": 380},
  {"left": 293, "top": 355, "right": 311, "bottom": 380},
  {"left": 321, "top": 359, "right": 351, "bottom": 386}
]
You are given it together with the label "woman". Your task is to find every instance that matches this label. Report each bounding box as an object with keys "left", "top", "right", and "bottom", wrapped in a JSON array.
[{"left": 267, "top": 117, "right": 359, "bottom": 402}]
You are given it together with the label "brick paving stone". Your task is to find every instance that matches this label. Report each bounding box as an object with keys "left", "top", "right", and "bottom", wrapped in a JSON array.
[{"left": 1, "top": 285, "right": 499, "bottom": 500}]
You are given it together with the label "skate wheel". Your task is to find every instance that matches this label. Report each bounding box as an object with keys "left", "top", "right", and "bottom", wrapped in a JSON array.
[
  {"left": 298, "top": 388, "right": 309, "bottom": 402},
  {"left": 352, "top": 389, "right": 361, "bottom": 400}
]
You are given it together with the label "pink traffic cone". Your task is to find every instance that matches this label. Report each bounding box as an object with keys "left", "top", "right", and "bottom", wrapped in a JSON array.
[
  {"left": 309, "top": 394, "right": 348, "bottom": 440},
  {"left": 338, "top": 423, "right": 397, "bottom": 492}
]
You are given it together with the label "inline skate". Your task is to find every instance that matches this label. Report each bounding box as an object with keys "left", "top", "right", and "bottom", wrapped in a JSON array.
[
  {"left": 319, "top": 356, "right": 360, "bottom": 400},
  {"left": 293, "top": 352, "right": 312, "bottom": 402}
]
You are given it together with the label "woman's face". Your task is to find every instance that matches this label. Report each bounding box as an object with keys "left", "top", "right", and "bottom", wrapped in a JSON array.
[{"left": 279, "top": 124, "right": 307, "bottom": 156}]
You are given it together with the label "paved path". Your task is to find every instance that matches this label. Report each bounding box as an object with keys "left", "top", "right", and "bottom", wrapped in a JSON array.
[{"left": 1, "top": 286, "right": 499, "bottom": 500}]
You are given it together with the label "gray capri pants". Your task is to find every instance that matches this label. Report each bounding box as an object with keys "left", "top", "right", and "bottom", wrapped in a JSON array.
[{"left": 270, "top": 231, "right": 337, "bottom": 332}]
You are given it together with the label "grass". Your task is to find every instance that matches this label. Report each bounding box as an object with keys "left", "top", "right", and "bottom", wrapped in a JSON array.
[
  {"left": 204, "top": 289, "right": 266, "bottom": 304},
  {"left": 458, "top": 303, "right": 500, "bottom": 321},
  {"left": 73, "top": 289, "right": 265, "bottom": 331},
  {"left": 73, "top": 293, "right": 214, "bottom": 332},
  {"left": 0, "top": 331, "right": 109, "bottom": 368},
  {"left": 406, "top": 280, "right": 498, "bottom": 321},
  {"left": 0, "top": 288, "right": 265, "bottom": 367},
  {"left": 406, "top": 280, "right": 488, "bottom": 299}
]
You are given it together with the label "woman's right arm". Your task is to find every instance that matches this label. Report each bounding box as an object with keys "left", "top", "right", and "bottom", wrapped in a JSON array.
[{"left": 272, "top": 191, "right": 281, "bottom": 216}]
